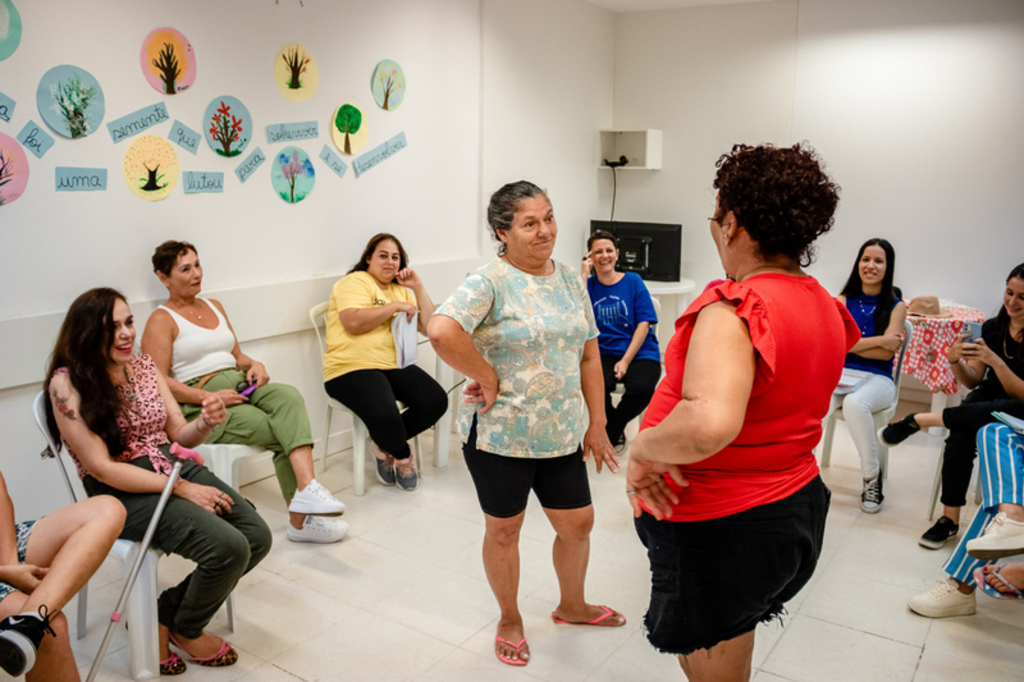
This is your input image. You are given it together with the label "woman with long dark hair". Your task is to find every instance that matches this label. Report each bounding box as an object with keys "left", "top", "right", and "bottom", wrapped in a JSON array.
[
  {"left": 323, "top": 233, "right": 447, "bottom": 491},
  {"left": 831, "top": 238, "right": 906, "bottom": 513},
  {"left": 882, "top": 263, "right": 1024, "bottom": 553},
  {"left": 45, "top": 288, "right": 271, "bottom": 674}
]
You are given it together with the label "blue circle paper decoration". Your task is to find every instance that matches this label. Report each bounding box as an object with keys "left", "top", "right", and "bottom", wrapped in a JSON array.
[
  {"left": 36, "top": 65, "right": 106, "bottom": 139},
  {"left": 203, "top": 96, "right": 252, "bottom": 158},
  {"left": 270, "top": 146, "right": 315, "bottom": 204},
  {"left": 0, "top": 0, "right": 23, "bottom": 62}
]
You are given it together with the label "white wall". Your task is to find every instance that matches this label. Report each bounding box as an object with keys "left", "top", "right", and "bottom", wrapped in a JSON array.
[
  {"left": 794, "top": 0, "right": 1024, "bottom": 311},
  {"left": 0, "top": 0, "right": 614, "bottom": 520},
  {"left": 611, "top": 1, "right": 800, "bottom": 291},
  {"left": 611, "top": 0, "right": 1024, "bottom": 313},
  {"left": 481, "top": 0, "right": 614, "bottom": 263}
]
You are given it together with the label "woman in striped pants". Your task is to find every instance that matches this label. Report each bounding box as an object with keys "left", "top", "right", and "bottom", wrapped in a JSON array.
[{"left": 908, "top": 421, "right": 1024, "bottom": 617}]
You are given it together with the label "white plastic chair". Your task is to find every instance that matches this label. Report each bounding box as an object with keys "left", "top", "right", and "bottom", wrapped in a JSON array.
[
  {"left": 193, "top": 443, "right": 270, "bottom": 631},
  {"left": 821, "top": 320, "right": 913, "bottom": 481},
  {"left": 309, "top": 301, "right": 422, "bottom": 495},
  {"left": 33, "top": 391, "right": 162, "bottom": 681}
]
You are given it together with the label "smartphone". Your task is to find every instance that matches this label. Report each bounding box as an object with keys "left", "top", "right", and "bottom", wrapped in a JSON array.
[
  {"left": 963, "top": 321, "right": 983, "bottom": 343},
  {"left": 238, "top": 382, "right": 258, "bottom": 397}
]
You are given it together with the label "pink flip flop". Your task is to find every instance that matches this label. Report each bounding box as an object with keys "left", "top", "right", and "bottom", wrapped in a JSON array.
[
  {"left": 974, "top": 566, "right": 1024, "bottom": 600},
  {"left": 494, "top": 636, "right": 529, "bottom": 666},
  {"left": 169, "top": 633, "right": 238, "bottom": 667},
  {"left": 551, "top": 604, "right": 626, "bottom": 627}
]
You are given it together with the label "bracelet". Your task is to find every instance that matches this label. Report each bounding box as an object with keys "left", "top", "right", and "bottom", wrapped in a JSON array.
[{"left": 948, "top": 358, "right": 960, "bottom": 366}]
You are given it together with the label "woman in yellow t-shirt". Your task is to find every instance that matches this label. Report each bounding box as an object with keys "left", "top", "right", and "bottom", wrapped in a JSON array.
[{"left": 324, "top": 233, "right": 447, "bottom": 491}]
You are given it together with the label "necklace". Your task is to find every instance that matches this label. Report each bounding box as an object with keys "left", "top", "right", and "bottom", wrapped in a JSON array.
[
  {"left": 854, "top": 296, "right": 877, "bottom": 335},
  {"left": 172, "top": 300, "right": 202, "bottom": 321}
]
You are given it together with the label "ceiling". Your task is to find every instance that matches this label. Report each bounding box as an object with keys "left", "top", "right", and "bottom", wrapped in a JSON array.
[{"left": 583, "top": 0, "right": 773, "bottom": 13}]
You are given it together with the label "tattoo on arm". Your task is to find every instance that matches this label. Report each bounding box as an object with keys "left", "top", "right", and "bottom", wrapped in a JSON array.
[{"left": 51, "top": 389, "right": 78, "bottom": 421}]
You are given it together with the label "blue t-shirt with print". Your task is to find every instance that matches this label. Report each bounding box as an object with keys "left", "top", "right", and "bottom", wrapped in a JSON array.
[{"left": 587, "top": 272, "right": 660, "bottom": 362}]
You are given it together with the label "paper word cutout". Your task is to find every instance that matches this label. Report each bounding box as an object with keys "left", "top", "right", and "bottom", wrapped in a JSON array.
[
  {"left": 169, "top": 119, "right": 200, "bottom": 155},
  {"left": 55, "top": 167, "right": 107, "bottom": 191},
  {"left": 16, "top": 120, "right": 55, "bottom": 159},
  {"left": 319, "top": 145, "right": 347, "bottom": 179},
  {"left": 0, "top": 91, "right": 15, "bottom": 122},
  {"left": 353, "top": 132, "right": 407, "bottom": 177},
  {"left": 235, "top": 146, "right": 266, "bottom": 184},
  {"left": 107, "top": 103, "right": 169, "bottom": 143},
  {"left": 182, "top": 171, "right": 224, "bottom": 194},
  {"left": 266, "top": 121, "right": 318, "bottom": 144}
]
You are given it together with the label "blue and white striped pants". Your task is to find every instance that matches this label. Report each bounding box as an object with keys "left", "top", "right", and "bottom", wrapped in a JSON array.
[{"left": 942, "top": 423, "right": 1024, "bottom": 586}]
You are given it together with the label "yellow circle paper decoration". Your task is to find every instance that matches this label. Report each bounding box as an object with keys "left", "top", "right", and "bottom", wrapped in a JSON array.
[
  {"left": 331, "top": 102, "right": 368, "bottom": 156},
  {"left": 275, "top": 44, "right": 318, "bottom": 102},
  {"left": 123, "top": 134, "right": 179, "bottom": 201}
]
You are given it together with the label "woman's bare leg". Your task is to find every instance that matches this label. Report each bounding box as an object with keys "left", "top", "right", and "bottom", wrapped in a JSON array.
[
  {"left": 482, "top": 511, "right": 529, "bottom": 664},
  {"left": 0, "top": 593, "right": 79, "bottom": 682},
  {"left": 22, "top": 496, "right": 125, "bottom": 614},
  {"left": 288, "top": 445, "right": 316, "bottom": 529},
  {"left": 678, "top": 630, "right": 755, "bottom": 682},
  {"left": 543, "top": 506, "right": 625, "bottom": 625}
]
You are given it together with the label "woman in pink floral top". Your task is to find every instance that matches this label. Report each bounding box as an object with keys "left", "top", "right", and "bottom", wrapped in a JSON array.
[{"left": 44, "top": 288, "right": 271, "bottom": 674}]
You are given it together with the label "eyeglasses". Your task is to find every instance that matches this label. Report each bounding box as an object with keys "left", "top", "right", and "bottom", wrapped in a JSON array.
[{"left": 709, "top": 216, "right": 733, "bottom": 228}]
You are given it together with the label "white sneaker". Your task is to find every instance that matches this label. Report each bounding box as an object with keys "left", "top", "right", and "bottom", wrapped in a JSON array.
[
  {"left": 288, "top": 479, "right": 346, "bottom": 516},
  {"left": 287, "top": 516, "right": 349, "bottom": 544},
  {"left": 966, "top": 512, "right": 1024, "bottom": 560},
  {"left": 907, "top": 578, "right": 976, "bottom": 618}
]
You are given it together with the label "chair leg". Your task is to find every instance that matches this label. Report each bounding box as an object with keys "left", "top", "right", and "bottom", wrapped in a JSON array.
[
  {"left": 76, "top": 581, "right": 88, "bottom": 640},
  {"left": 320, "top": 406, "right": 333, "bottom": 477},
  {"left": 225, "top": 593, "right": 235, "bottom": 633},
  {"left": 353, "top": 417, "right": 367, "bottom": 496},
  {"left": 928, "top": 451, "right": 944, "bottom": 521},
  {"left": 820, "top": 414, "right": 837, "bottom": 468},
  {"left": 124, "top": 549, "right": 161, "bottom": 681},
  {"left": 414, "top": 435, "right": 423, "bottom": 471}
]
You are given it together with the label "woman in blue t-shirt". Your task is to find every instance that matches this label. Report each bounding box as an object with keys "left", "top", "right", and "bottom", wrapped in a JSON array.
[
  {"left": 582, "top": 230, "right": 662, "bottom": 450},
  {"left": 833, "top": 238, "right": 906, "bottom": 513}
]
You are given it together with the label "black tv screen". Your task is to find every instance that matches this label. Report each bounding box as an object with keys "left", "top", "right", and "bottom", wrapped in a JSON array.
[{"left": 590, "top": 220, "right": 681, "bottom": 282}]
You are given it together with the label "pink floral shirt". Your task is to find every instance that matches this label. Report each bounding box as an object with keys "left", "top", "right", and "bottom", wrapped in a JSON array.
[{"left": 55, "top": 355, "right": 172, "bottom": 478}]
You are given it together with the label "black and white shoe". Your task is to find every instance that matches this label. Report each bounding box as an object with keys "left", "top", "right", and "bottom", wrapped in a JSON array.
[
  {"left": 861, "top": 475, "right": 884, "bottom": 513},
  {"left": 879, "top": 414, "right": 921, "bottom": 446},
  {"left": 919, "top": 516, "right": 960, "bottom": 550},
  {"left": 0, "top": 605, "right": 56, "bottom": 677}
]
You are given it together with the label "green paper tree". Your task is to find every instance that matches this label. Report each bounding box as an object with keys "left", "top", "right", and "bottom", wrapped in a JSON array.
[{"left": 334, "top": 104, "right": 362, "bottom": 155}]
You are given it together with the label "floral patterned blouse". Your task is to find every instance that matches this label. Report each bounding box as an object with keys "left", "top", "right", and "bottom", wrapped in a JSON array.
[
  {"left": 55, "top": 354, "right": 172, "bottom": 478},
  {"left": 436, "top": 258, "right": 599, "bottom": 458}
]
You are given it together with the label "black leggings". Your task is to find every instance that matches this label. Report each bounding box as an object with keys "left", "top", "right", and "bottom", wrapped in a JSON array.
[
  {"left": 602, "top": 356, "right": 661, "bottom": 442},
  {"left": 324, "top": 366, "right": 448, "bottom": 460},
  {"left": 940, "top": 392, "right": 1024, "bottom": 507}
]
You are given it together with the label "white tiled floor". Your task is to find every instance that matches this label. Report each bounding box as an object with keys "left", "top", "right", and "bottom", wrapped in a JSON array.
[{"left": 48, "top": 423, "right": 1024, "bottom": 681}]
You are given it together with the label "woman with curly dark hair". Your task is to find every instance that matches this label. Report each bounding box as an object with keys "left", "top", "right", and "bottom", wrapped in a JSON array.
[{"left": 627, "top": 144, "right": 858, "bottom": 681}]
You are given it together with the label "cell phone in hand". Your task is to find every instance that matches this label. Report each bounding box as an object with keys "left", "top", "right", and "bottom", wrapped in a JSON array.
[
  {"left": 238, "top": 382, "right": 258, "bottom": 397},
  {"left": 963, "top": 321, "right": 983, "bottom": 343}
]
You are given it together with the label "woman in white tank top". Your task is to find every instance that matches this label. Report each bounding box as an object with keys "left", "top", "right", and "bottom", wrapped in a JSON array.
[{"left": 141, "top": 240, "right": 348, "bottom": 544}]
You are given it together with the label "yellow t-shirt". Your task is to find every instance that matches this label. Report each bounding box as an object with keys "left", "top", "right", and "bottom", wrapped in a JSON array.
[{"left": 323, "top": 271, "right": 417, "bottom": 381}]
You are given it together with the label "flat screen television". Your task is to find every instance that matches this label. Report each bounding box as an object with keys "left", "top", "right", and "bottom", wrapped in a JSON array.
[{"left": 590, "top": 220, "right": 681, "bottom": 282}]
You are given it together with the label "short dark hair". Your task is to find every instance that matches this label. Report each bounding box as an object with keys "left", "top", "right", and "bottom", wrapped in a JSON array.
[
  {"left": 348, "top": 233, "right": 408, "bottom": 276},
  {"left": 486, "top": 181, "right": 548, "bottom": 256},
  {"left": 152, "top": 240, "right": 197, "bottom": 276},
  {"left": 587, "top": 230, "right": 618, "bottom": 251},
  {"left": 713, "top": 143, "right": 840, "bottom": 267}
]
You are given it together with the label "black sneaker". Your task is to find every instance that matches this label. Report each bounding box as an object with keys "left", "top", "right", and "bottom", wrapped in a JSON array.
[
  {"left": 879, "top": 414, "right": 921, "bottom": 446},
  {"left": 861, "top": 475, "right": 884, "bottom": 514},
  {"left": 613, "top": 434, "right": 627, "bottom": 454},
  {"left": 919, "top": 516, "right": 959, "bottom": 549},
  {"left": 0, "top": 606, "right": 56, "bottom": 677}
]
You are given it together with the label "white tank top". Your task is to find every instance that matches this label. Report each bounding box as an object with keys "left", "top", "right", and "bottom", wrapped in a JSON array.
[{"left": 158, "top": 298, "right": 237, "bottom": 381}]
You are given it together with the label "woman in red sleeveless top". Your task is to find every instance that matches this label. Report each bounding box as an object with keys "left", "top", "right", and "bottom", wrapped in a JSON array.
[{"left": 627, "top": 144, "right": 858, "bottom": 681}]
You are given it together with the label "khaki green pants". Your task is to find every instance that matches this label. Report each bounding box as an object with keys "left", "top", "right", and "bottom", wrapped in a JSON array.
[{"left": 182, "top": 369, "right": 314, "bottom": 500}]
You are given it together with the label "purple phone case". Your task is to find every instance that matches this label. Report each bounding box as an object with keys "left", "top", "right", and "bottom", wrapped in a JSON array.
[{"left": 239, "top": 382, "right": 258, "bottom": 397}]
